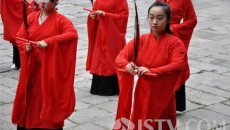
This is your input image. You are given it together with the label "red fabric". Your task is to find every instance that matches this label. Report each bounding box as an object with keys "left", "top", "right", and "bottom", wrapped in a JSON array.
[
  {"left": 114, "top": 33, "right": 186, "bottom": 130},
  {"left": 12, "top": 10, "right": 78, "bottom": 129},
  {"left": 86, "top": 0, "right": 129, "bottom": 76},
  {"left": 0, "top": 0, "right": 1, "bottom": 14},
  {"left": 0, "top": 0, "right": 35, "bottom": 42},
  {"left": 158, "top": 0, "right": 197, "bottom": 85}
]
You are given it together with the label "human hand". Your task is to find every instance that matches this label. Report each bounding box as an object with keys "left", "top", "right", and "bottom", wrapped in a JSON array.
[
  {"left": 89, "top": 12, "right": 96, "bottom": 19},
  {"left": 89, "top": 10, "right": 105, "bottom": 19},
  {"left": 26, "top": 43, "right": 31, "bottom": 51},
  {"left": 94, "top": 10, "right": 105, "bottom": 16},
  {"left": 125, "top": 62, "right": 136, "bottom": 75},
  {"left": 135, "top": 66, "right": 150, "bottom": 76},
  {"left": 37, "top": 41, "right": 48, "bottom": 48}
]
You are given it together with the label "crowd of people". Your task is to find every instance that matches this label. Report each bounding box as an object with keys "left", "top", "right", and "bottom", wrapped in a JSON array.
[{"left": 0, "top": 0, "right": 196, "bottom": 129}]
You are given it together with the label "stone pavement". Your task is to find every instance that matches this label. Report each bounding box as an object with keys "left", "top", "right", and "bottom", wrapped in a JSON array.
[{"left": 0, "top": 0, "right": 230, "bottom": 130}]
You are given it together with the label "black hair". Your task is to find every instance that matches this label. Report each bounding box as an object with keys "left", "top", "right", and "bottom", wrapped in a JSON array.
[
  {"left": 148, "top": 1, "right": 171, "bottom": 33},
  {"left": 50, "top": 0, "right": 58, "bottom": 6}
]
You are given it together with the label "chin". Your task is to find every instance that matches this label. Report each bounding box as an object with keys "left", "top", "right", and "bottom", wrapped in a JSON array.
[{"left": 151, "top": 29, "right": 158, "bottom": 33}]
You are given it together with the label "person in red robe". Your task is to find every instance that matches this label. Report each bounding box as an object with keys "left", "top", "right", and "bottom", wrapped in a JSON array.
[
  {"left": 0, "top": 0, "right": 37, "bottom": 69},
  {"left": 156, "top": 0, "right": 197, "bottom": 112},
  {"left": 114, "top": 2, "right": 186, "bottom": 130},
  {"left": 86, "top": 0, "right": 129, "bottom": 96},
  {"left": 12, "top": 0, "right": 78, "bottom": 129}
]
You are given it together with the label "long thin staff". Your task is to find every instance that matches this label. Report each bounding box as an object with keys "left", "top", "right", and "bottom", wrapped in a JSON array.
[
  {"left": 90, "top": 0, "right": 93, "bottom": 6},
  {"left": 23, "top": 0, "right": 30, "bottom": 44},
  {"left": 16, "top": 37, "right": 37, "bottom": 45},
  {"left": 133, "top": 0, "right": 139, "bottom": 64}
]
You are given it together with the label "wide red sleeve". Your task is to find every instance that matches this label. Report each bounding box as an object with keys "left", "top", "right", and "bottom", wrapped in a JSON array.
[
  {"left": 44, "top": 16, "right": 78, "bottom": 45},
  {"left": 0, "top": 0, "right": 1, "bottom": 14},
  {"left": 171, "top": 0, "right": 197, "bottom": 49},
  {"left": 104, "top": 1, "right": 128, "bottom": 18},
  {"left": 15, "top": 23, "right": 33, "bottom": 54},
  {"left": 114, "top": 41, "right": 135, "bottom": 127},
  {"left": 115, "top": 40, "right": 135, "bottom": 69},
  {"left": 150, "top": 38, "right": 186, "bottom": 75},
  {"left": 40, "top": 39, "right": 77, "bottom": 123},
  {"left": 12, "top": 21, "right": 33, "bottom": 124},
  {"left": 100, "top": 0, "right": 128, "bottom": 33},
  {"left": 40, "top": 19, "right": 78, "bottom": 122}
]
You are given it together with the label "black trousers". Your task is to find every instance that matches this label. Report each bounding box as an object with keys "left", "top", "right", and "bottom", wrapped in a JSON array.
[
  {"left": 17, "top": 125, "right": 63, "bottom": 130},
  {"left": 176, "top": 84, "right": 186, "bottom": 111},
  {"left": 13, "top": 45, "right": 21, "bottom": 68},
  {"left": 90, "top": 74, "right": 119, "bottom": 96}
]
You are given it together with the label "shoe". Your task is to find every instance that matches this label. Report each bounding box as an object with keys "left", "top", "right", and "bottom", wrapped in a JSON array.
[
  {"left": 10, "top": 64, "right": 20, "bottom": 70},
  {"left": 176, "top": 111, "right": 185, "bottom": 115}
]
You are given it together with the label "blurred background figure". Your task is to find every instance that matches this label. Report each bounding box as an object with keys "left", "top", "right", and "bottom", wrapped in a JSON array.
[
  {"left": 0, "top": 0, "right": 37, "bottom": 70},
  {"left": 86, "top": 0, "right": 129, "bottom": 96},
  {"left": 156, "top": 0, "right": 197, "bottom": 112}
]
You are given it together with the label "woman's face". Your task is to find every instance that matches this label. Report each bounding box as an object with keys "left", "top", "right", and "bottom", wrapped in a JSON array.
[
  {"left": 35, "top": 0, "right": 56, "bottom": 11},
  {"left": 148, "top": 6, "right": 167, "bottom": 35}
]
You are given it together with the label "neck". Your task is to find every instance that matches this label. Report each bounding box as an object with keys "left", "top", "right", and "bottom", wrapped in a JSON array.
[
  {"left": 42, "top": 9, "right": 55, "bottom": 16},
  {"left": 153, "top": 32, "right": 160, "bottom": 40},
  {"left": 153, "top": 31, "right": 165, "bottom": 40},
  {"left": 39, "top": 9, "right": 55, "bottom": 24}
]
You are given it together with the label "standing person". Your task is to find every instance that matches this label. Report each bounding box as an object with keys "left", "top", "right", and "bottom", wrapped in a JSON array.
[
  {"left": 157, "top": 0, "right": 197, "bottom": 112},
  {"left": 114, "top": 2, "right": 186, "bottom": 130},
  {"left": 86, "top": 0, "right": 129, "bottom": 96},
  {"left": 0, "top": 0, "right": 36, "bottom": 69},
  {"left": 12, "top": 0, "right": 78, "bottom": 129}
]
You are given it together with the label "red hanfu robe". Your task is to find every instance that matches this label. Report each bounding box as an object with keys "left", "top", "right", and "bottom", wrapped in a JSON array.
[
  {"left": 0, "top": 0, "right": 1, "bottom": 14},
  {"left": 12, "top": 10, "right": 78, "bottom": 129},
  {"left": 114, "top": 33, "right": 186, "bottom": 130},
  {"left": 86, "top": 0, "right": 128, "bottom": 76},
  {"left": 158, "top": 0, "right": 197, "bottom": 86},
  {"left": 0, "top": 0, "right": 35, "bottom": 42}
]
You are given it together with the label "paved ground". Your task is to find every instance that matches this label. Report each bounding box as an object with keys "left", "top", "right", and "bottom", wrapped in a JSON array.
[{"left": 1, "top": 0, "right": 230, "bottom": 130}]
